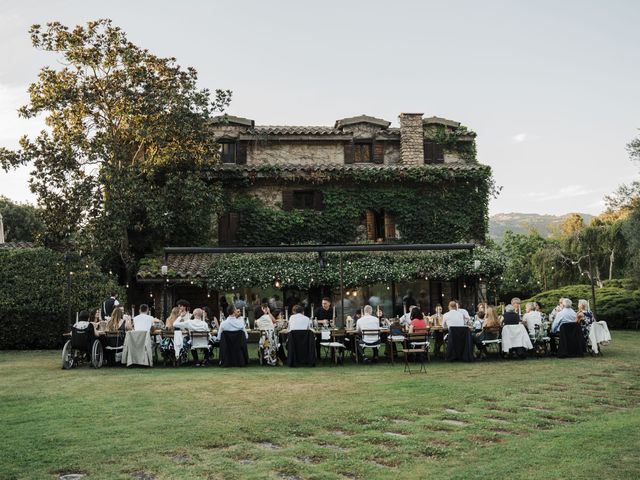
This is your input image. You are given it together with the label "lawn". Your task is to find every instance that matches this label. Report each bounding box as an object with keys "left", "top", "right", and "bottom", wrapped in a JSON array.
[{"left": 1, "top": 333, "right": 639, "bottom": 480}]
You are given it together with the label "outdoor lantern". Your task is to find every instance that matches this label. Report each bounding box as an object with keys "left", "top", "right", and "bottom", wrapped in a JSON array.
[{"left": 161, "top": 265, "right": 168, "bottom": 276}]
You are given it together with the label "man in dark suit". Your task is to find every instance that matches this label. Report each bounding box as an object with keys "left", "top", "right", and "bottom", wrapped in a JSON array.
[{"left": 101, "top": 292, "right": 119, "bottom": 320}]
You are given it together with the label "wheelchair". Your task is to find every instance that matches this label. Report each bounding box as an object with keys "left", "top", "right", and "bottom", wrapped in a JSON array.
[{"left": 61, "top": 321, "right": 103, "bottom": 369}]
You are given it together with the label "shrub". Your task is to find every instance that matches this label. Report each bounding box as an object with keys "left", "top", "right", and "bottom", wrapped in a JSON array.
[
  {"left": 0, "top": 248, "right": 124, "bottom": 349},
  {"left": 525, "top": 284, "right": 640, "bottom": 329}
]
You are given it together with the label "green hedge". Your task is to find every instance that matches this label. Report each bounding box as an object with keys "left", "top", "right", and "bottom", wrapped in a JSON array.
[
  {"left": 0, "top": 248, "right": 124, "bottom": 349},
  {"left": 525, "top": 284, "right": 640, "bottom": 329}
]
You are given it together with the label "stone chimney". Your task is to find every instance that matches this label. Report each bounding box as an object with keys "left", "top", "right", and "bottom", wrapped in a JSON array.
[
  {"left": 399, "top": 113, "right": 424, "bottom": 165},
  {"left": 0, "top": 213, "right": 4, "bottom": 243}
]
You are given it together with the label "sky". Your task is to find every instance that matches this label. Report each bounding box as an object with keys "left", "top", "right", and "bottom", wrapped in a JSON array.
[{"left": 1, "top": 0, "right": 639, "bottom": 216}]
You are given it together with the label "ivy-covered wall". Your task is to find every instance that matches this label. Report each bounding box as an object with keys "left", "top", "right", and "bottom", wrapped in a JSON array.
[{"left": 221, "top": 166, "right": 492, "bottom": 246}]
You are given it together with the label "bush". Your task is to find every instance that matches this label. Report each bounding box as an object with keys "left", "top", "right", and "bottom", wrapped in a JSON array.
[
  {"left": 525, "top": 284, "right": 640, "bottom": 329},
  {"left": 0, "top": 248, "right": 124, "bottom": 349}
]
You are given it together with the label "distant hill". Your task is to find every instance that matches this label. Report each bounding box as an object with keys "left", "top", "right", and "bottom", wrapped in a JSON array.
[{"left": 489, "top": 212, "right": 594, "bottom": 241}]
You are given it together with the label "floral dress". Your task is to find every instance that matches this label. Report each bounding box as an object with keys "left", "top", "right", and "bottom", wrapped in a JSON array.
[{"left": 580, "top": 311, "right": 595, "bottom": 344}]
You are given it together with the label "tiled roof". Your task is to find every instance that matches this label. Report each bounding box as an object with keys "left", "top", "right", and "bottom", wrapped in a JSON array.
[
  {"left": 0, "top": 242, "right": 35, "bottom": 249},
  {"left": 210, "top": 163, "right": 486, "bottom": 173},
  {"left": 249, "top": 126, "right": 345, "bottom": 136},
  {"left": 138, "top": 253, "right": 216, "bottom": 280}
]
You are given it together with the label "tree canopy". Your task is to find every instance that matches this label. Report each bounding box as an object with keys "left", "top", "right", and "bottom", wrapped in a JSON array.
[{"left": 0, "top": 19, "right": 231, "bottom": 277}]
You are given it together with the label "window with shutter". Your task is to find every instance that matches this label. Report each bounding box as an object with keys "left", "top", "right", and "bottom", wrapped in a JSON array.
[
  {"left": 219, "top": 142, "right": 237, "bottom": 164},
  {"left": 218, "top": 212, "right": 240, "bottom": 245},
  {"left": 236, "top": 141, "right": 248, "bottom": 164},
  {"left": 424, "top": 142, "right": 444, "bottom": 164},
  {"left": 384, "top": 211, "right": 396, "bottom": 239},
  {"left": 372, "top": 141, "right": 384, "bottom": 164},
  {"left": 366, "top": 210, "right": 375, "bottom": 241},
  {"left": 282, "top": 190, "right": 294, "bottom": 211},
  {"left": 354, "top": 142, "right": 373, "bottom": 163}
]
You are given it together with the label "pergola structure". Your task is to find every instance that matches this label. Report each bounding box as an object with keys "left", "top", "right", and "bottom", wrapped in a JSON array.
[{"left": 162, "top": 243, "right": 478, "bottom": 322}]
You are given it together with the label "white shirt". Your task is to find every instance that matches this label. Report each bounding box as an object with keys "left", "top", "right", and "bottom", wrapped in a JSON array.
[
  {"left": 522, "top": 311, "right": 542, "bottom": 336},
  {"left": 288, "top": 313, "right": 311, "bottom": 331},
  {"left": 216, "top": 315, "right": 247, "bottom": 341},
  {"left": 399, "top": 312, "right": 412, "bottom": 326},
  {"left": 356, "top": 314, "right": 380, "bottom": 343},
  {"left": 459, "top": 308, "right": 471, "bottom": 323},
  {"left": 173, "top": 318, "right": 210, "bottom": 348},
  {"left": 133, "top": 313, "right": 155, "bottom": 331},
  {"left": 443, "top": 309, "right": 465, "bottom": 329},
  {"left": 255, "top": 314, "right": 275, "bottom": 330}
]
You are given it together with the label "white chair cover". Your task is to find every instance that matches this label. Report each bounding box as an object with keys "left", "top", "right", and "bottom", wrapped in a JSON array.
[{"left": 501, "top": 324, "right": 533, "bottom": 352}]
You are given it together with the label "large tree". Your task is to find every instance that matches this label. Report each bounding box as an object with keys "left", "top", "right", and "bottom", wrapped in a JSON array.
[
  {"left": 0, "top": 196, "right": 44, "bottom": 243},
  {"left": 0, "top": 19, "right": 231, "bottom": 277}
]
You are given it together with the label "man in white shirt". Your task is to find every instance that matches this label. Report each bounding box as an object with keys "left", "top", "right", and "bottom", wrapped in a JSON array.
[
  {"left": 288, "top": 304, "right": 311, "bottom": 331},
  {"left": 133, "top": 304, "right": 155, "bottom": 331},
  {"left": 356, "top": 305, "right": 381, "bottom": 363},
  {"left": 455, "top": 300, "right": 471, "bottom": 325},
  {"left": 522, "top": 302, "right": 542, "bottom": 336},
  {"left": 443, "top": 301, "right": 465, "bottom": 330},
  {"left": 216, "top": 306, "right": 248, "bottom": 342}
]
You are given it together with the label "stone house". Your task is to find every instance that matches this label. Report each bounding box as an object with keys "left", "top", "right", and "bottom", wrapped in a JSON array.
[{"left": 136, "top": 112, "right": 494, "bottom": 319}]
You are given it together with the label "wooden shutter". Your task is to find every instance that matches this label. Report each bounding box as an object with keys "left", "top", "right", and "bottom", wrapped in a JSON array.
[
  {"left": 366, "top": 210, "right": 375, "bottom": 241},
  {"left": 236, "top": 141, "right": 247, "bottom": 164},
  {"left": 282, "top": 190, "right": 294, "bottom": 211},
  {"left": 313, "top": 191, "right": 324, "bottom": 211},
  {"left": 424, "top": 142, "right": 434, "bottom": 164},
  {"left": 373, "top": 141, "right": 384, "bottom": 164},
  {"left": 384, "top": 211, "right": 396, "bottom": 239},
  {"left": 435, "top": 144, "right": 444, "bottom": 163},
  {"left": 218, "top": 213, "right": 229, "bottom": 245},
  {"left": 344, "top": 140, "right": 355, "bottom": 164},
  {"left": 228, "top": 212, "right": 240, "bottom": 244}
]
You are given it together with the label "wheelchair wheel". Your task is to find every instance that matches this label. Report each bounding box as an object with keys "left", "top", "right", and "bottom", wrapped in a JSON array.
[
  {"left": 62, "top": 340, "right": 74, "bottom": 369},
  {"left": 91, "top": 340, "right": 104, "bottom": 368}
]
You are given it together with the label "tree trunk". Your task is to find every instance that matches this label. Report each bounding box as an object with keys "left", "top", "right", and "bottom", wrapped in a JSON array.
[{"left": 609, "top": 248, "right": 615, "bottom": 280}]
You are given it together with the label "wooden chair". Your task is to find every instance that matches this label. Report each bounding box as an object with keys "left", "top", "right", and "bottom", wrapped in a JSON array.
[
  {"left": 319, "top": 330, "right": 346, "bottom": 366},
  {"left": 401, "top": 330, "right": 430, "bottom": 374}
]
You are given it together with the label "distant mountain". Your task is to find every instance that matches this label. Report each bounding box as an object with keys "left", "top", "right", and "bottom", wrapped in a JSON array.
[{"left": 489, "top": 212, "right": 594, "bottom": 241}]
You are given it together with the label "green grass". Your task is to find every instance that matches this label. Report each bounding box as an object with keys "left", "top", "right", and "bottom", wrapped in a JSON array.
[{"left": 1, "top": 333, "right": 639, "bottom": 479}]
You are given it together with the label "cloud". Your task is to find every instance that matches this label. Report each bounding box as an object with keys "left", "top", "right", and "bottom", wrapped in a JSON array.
[
  {"left": 0, "top": 83, "right": 46, "bottom": 147},
  {"left": 511, "top": 133, "right": 541, "bottom": 143},
  {"left": 525, "top": 185, "right": 596, "bottom": 202}
]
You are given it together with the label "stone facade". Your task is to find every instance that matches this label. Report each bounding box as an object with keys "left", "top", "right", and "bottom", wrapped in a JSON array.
[
  {"left": 399, "top": 113, "right": 424, "bottom": 165},
  {"left": 247, "top": 141, "right": 345, "bottom": 166}
]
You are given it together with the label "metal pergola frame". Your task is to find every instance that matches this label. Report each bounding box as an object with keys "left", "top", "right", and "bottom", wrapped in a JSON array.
[{"left": 162, "top": 243, "right": 477, "bottom": 322}]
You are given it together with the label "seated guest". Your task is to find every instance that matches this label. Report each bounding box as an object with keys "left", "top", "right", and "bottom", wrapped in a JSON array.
[
  {"left": 254, "top": 297, "right": 269, "bottom": 322},
  {"left": 511, "top": 297, "right": 522, "bottom": 318},
  {"left": 472, "top": 306, "right": 501, "bottom": 359},
  {"left": 288, "top": 304, "right": 311, "bottom": 331},
  {"left": 551, "top": 298, "right": 577, "bottom": 334},
  {"left": 400, "top": 305, "right": 417, "bottom": 328},
  {"left": 255, "top": 303, "right": 276, "bottom": 330},
  {"left": 549, "top": 297, "right": 564, "bottom": 323},
  {"left": 133, "top": 304, "right": 155, "bottom": 331},
  {"left": 164, "top": 307, "right": 180, "bottom": 330},
  {"left": 216, "top": 305, "right": 248, "bottom": 341},
  {"left": 176, "top": 299, "right": 191, "bottom": 323},
  {"left": 443, "top": 301, "right": 465, "bottom": 330},
  {"left": 430, "top": 304, "right": 444, "bottom": 327},
  {"left": 106, "top": 307, "right": 131, "bottom": 332},
  {"left": 408, "top": 308, "right": 428, "bottom": 333},
  {"left": 356, "top": 305, "right": 381, "bottom": 363},
  {"left": 473, "top": 310, "right": 485, "bottom": 333},
  {"left": 314, "top": 297, "right": 334, "bottom": 325},
  {"left": 202, "top": 306, "right": 219, "bottom": 330},
  {"left": 174, "top": 308, "right": 211, "bottom": 366},
  {"left": 522, "top": 302, "right": 542, "bottom": 336},
  {"left": 501, "top": 304, "right": 521, "bottom": 325}
]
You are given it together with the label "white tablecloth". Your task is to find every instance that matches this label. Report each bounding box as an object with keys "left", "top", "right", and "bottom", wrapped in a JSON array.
[
  {"left": 501, "top": 324, "right": 533, "bottom": 352},
  {"left": 588, "top": 321, "right": 611, "bottom": 354}
]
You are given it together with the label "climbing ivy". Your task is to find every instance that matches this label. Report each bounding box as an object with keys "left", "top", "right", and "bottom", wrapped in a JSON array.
[
  {"left": 426, "top": 124, "right": 477, "bottom": 161},
  {"left": 225, "top": 169, "right": 492, "bottom": 246},
  {"left": 204, "top": 248, "right": 504, "bottom": 290}
]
